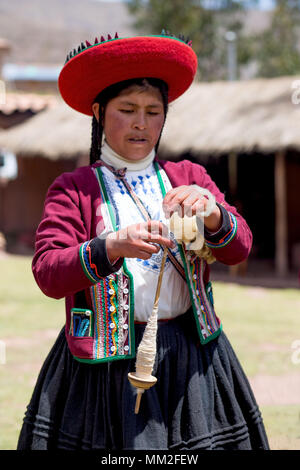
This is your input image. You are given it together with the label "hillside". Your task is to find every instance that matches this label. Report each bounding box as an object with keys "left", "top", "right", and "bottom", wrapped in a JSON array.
[
  {"left": 0, "top": 0, "right": 271, "bottom": 73},
  {"left": 0, "top": 0, "right": 135, "bottom": 65}
]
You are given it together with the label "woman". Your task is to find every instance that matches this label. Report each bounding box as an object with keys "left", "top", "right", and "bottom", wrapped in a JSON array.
[{"left": 17, "top": 33, "right": 269, "bottom": 450}]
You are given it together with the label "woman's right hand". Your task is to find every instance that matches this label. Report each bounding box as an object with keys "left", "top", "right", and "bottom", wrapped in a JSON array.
[{"left": 105, "top": 220, "right": 174, "bottom": 263}]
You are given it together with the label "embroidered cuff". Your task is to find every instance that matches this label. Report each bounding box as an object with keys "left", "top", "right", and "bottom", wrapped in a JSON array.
[
  {"left": 79, "top": 237, "right": 124, "bottom": 283},
  {"left": 202, "top": 203, "right": 237, "bottom": 249}
]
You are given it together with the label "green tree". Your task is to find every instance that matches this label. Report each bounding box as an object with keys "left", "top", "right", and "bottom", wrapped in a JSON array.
[
  {"left": 254, "top": 0, "right": 300, "bottom": 77},
  {"left": 126, "top": 0, "right": 257, "bottom": 81}
]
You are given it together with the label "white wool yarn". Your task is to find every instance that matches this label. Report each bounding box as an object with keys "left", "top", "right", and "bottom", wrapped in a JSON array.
[{"left": 167, "top": 186, "right": 217, "bottom": 262}]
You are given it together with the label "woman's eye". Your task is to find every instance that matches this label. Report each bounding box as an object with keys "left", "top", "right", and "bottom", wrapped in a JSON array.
[
  {"left": 148, "top": 112, "right": 159, "bottom": 116},
  {"left": 119, "top": 109, "right": 133, "bottom": 113}
]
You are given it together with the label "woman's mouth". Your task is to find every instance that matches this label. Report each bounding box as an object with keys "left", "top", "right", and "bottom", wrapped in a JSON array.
[{"left": 128, "top": 137, "right": 147, "bottom": 143}]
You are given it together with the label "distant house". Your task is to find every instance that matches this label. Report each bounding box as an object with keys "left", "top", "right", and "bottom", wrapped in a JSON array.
[
  {"left": 0, "top": 76, "right": 299, "bottom": 278},
  {"left": 0, "top": 37, "right": 58, "bottom": 129},
  {"left": 0, "top": 92, "right": 59, "bottom": 254},
  {"left": 2, "top": 63, "right": 61, "bottom": 94},
  {"left": 0, "top": 92, "right": 58, "bottom": 129},
  {"left": 160, "top": 75, "right": 300, "bottom": 276},
  {"left": 0, "top": 100, "right": 88, "bottom": 253}
]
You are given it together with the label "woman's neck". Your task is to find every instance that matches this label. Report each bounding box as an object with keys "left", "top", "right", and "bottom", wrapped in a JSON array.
[{"left": 100, "top": 139, "right": 155, "bottom": 171}]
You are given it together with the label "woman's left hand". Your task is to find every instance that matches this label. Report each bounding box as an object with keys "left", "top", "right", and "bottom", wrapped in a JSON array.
[{"left": 163, "top": 185, "right": 222, "bottom": 232}]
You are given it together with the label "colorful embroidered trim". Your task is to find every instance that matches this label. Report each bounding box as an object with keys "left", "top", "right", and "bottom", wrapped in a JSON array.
[
  {"left": 93, "top": 167, "right": 117, "bottom": 231},
  {"left": 90, "top": 272, "right": 132, "bottom": 359},
  {"left": 64, "top": 32, "right": 192, "bottom": 65},
  {"left": 70, "top": 309, "right": 93, "bottom": 337},
  {"left": 188, "top": 257, "right": 220, "bottom": 339},
  {"left": 205, "top": 212, "right": 237, "bottom": 249},
  {"left": 85, "top": 166, "right": 136, "bottom": 362},
  {"left": 154, "top": 162, "right": 222, "bottom": 344},
  {"left": 79, "top": 240, "right": 104, "bottom": 283}
]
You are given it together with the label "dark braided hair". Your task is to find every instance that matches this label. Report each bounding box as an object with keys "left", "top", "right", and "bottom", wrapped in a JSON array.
[{"left": 89, "top": 78, "right": 169, "bottom": 165}]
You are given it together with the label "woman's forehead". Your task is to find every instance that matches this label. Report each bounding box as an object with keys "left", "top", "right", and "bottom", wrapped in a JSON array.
[{"left": 111, "top": 87, "right": 164, "bottom": 105}]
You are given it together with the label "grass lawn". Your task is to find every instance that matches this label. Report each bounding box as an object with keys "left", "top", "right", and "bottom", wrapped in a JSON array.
[
  {"left": 213, "top": 282, "right": 300, "bottom": 450},
  {"left": 0, "top": 255, "right": 299, "bottom": 450}
]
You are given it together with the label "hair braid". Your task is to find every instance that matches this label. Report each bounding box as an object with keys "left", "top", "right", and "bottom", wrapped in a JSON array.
[{"left": 89, "top": 115, "right": 100, "bottom": 165}]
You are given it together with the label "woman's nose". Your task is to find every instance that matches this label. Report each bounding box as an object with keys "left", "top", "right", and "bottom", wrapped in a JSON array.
[{"left": 133, "top": 111, "right": 147, "bottom": 130}]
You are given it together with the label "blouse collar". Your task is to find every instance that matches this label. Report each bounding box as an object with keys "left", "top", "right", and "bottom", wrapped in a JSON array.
[{"left": 100, "top": 139, "right": 155, "bottom": 171}]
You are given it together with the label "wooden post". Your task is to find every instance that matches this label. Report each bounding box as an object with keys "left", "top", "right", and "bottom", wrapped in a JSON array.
[
  {"left": 228, "top": 152, "right": 238, "bottom": 199},
  {"left": 274, "top": 150, "right": 288, "bottom": 276},
  {"left": 228, "top": 152, "right": 243, "bottom": 276}
]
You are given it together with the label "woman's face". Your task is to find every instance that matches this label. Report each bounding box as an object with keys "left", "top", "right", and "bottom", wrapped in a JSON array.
[{"left": 93, "top": 86, "right": 165, "bottom": 161}]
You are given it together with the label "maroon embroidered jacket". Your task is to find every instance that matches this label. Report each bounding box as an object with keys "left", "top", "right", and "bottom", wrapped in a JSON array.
[{"left": 32, "top": 159, "right": 252, "bottom": 362}]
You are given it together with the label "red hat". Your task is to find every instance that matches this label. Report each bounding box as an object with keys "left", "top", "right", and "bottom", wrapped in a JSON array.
[{"left": 58, "top": 33, "right": 198, "bottom": 116}]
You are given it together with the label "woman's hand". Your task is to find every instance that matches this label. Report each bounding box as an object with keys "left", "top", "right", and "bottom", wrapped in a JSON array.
[
  {"left": 106, "top": 220, "right": 175, "bottom": 263},
  {"left": 163, "top": 185, "right": 222, "bottom": 232}
]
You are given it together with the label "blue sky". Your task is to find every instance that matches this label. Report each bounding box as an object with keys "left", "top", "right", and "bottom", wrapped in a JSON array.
[
  {"left": 246, "top": 0, "right": 275, "bottom": 8},
  {"left": 95, "top": 0, "right": 275, "bottom": 9}
]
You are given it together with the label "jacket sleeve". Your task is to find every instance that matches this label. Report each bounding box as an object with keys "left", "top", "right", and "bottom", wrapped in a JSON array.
[
  {"left": 32, "top": 172, "right": 123, "bottom": 300},
  {"left": 192, "top": 164, "right": 252, "bottom": 266}
]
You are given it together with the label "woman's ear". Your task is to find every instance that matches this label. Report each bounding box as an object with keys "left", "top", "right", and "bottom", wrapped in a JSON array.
[{"left": 92, "top": 102, "right": 100, "bottom": 122}]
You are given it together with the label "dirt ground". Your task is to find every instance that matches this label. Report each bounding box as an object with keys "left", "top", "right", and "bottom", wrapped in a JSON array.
[{"left": 249, "top": 374, "right": 300, "bottom": 406}]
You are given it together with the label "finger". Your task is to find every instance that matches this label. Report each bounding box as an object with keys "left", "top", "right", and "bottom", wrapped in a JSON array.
[
  {"left": 135, "top": 227, "right": 164, "bottom": 243},
  {"left": 146, "top": 235, "right": 175, "bottom": 248},
  {"left": 124, "top": 245, "right": 155, "bottom": 260},
  {"left": 163, "top": 188, "right": 193, "bottom": 218},
  {"left": 163, "top": 186, "right": 189, "bottom": 205},
  {"left": 136, "top": 228, "right": 175, "bottom": 247},
  {"left": 148, "top": 242, "right": 161, "bottom": 253},
  {"left": 163, "top": 198, "right": 185, "bottom": 219},
  {"left": 126, "top": 223, "right": 148, "bottom": 240},
  {"left": 136, "top": 250, "right": 155, "bottom": 260},
  {"left": 121, "top": 223, "right": 174, "bottom": 247},
  {"left": 192, "top": 199, "right": 206, "bottom": 217},
  {"left": 138, "top": 240, "right": 161, "bottom": 254},
  {"left": 145, "top": 219, "right": 163, "bottom": 234},
  {"left": 146, "top": 220, "right": 170, "bottom": 239},
  {"left": 149, "top": 220, "right": 170, "bottom": 233},
  {"left": 162, "top": 187, "right": 186, "bottom": 215},
  {"left": 164, "top": 188, "right": 190, "bottom": 208},
  {"left": 182, "top": 194, "right": 201, "bottom": 217},
  {"left": 122, "top": 239, "right": 160, "bottom": 259},
  {"left": 143, "top": 221, "right": 174, "bottom": 245}
]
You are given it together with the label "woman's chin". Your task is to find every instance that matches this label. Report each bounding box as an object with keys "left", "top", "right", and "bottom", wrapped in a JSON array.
[{"left": 123, "top": 148, "right": 152, "bottom": 161}]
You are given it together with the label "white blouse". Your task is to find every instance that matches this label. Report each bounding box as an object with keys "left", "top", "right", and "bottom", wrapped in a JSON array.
[{"left": 99, "top": 142, "right": 191, "bottom": 321}]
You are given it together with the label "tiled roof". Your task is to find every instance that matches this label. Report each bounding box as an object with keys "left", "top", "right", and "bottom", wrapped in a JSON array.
[{"left": 0, "top": 92, "right": 58, "bottom": 114}]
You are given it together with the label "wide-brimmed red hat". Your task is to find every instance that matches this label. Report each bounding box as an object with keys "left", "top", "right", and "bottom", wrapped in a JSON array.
[{"left": 58, "top": 33, "right": 198, "bottom": 116}]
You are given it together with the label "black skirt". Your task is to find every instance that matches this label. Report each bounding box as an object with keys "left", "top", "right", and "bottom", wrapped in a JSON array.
[{"left": 17, "top": 309, "right": 269, "bottom": 450}]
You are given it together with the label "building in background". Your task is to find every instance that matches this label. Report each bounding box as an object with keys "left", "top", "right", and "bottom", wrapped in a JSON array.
[
  {"left": 0, "top": 76, "right": 299, "bottom": 283},
  {"left": 160, "top": 76, "right": 300, "bottom": 279},
  {"left": 0, "top": 103, "right": 87, "bottom": 254},
  {"left": 0, "top": 1, "right": 298, "bottom": 283}
]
